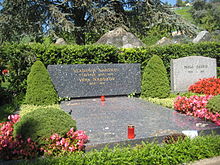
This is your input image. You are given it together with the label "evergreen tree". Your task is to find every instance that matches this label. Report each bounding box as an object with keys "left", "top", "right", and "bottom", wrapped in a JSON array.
[
  {"left": 176, "top": 0, "right": 184, "bottom": 7},
  {"left": 0, "top": 0, "right": 198, "bottom": 44},
  {"left": 141, "top": 55, "right": 170, "bottom": 98}
]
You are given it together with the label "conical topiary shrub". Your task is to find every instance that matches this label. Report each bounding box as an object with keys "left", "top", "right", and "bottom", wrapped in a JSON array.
[
  {"left": 25, "top": 61, "right": 58, "bottom": 105},
  {"left": 141, "top": 55, "right": 170, "bottom": 98}
]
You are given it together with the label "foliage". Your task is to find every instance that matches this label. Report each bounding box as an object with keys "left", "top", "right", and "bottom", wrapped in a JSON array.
[
  {"left": 206, "top": 94, "right": 220, "bottom": 114},
  {"left": 141, "top": 55, "right": 170, "bottom": 98},
  {"left": 0, "top": 115, "right": 41, "bottom": 160},
  {"left": 188, "top": 77, "right": 220, "bottom": 95},
  {"left": 0, "top": 115, "right": 88, "bottom": 160},
  {"left": 25, "top": 61, "right": 58, "bottom": 105},
  {"left": 217, "top": 67, "right": 220, "bottom": 78},
  {"left": 43, "top": 129, "right": 88, "bottom": 157},
  {"left": 0, "top": 1, "right": 43, "bottom": 43},
  {"left": 163, "top": 133, "right": 187, "bottom": 144},
  {"left": 0, "top": 86, "right": 13, "bottom": 106},
  {"left": 174, "top": 7, "right": 194, "bottom": 23},
  {"left": 190, "top": 0, "right": 220, "bottom": 31},
  {"left": 176, "top": 0, "right": 185, "bottom": 7},
  {"left": 0, "top": 42, "right": 220, "bottom": 96},
  {"left": 141, "top": 26, "right": 170, "bottom": 46},
  {"left": 143, "top": 97, "right": 175, "bottom": 109},
  {"left": 19, "top": 104, "right": 60, "bottom": 117},
  {"left": 0, "top": 43, "right": 35, "bottom": 94},
  {"left": 17, "top": 135, "right": 220, "bottom": 165},
  {"left": 13, "top": 107, "right": 76, "bottom": 145},
  {"left": 0, "top": 103, "right": 17, "bottom": 123},
  {"left": 174, "top": 95, "right": 220, "bottom": 125},
  {"left": 0, "top": 0, "right": 198, "bottom": 45}
]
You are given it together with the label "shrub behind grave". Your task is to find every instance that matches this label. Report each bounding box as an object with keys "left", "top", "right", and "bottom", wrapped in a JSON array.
[
  {"left": 207, "top": 94, "right": 220, "bottom": 114},
  {"left": 25, "top": 61, "right": 58, "bottom": 105},
  {"left": 13, "top": 107, "right": 76, "bottom": 145},
  {"left": 141, "top": 55, "right": 170, "bottom": 98}
]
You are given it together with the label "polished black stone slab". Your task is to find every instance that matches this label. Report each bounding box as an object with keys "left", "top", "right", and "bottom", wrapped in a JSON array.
[
  {"left": 61, "top": 97, "right": 220, "bottom": 151},
  {"left": 48, "top": 64, "right": 141, "bottom": 98}
]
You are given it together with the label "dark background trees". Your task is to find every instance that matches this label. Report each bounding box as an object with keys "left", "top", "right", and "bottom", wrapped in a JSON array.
[
  {"left": 0, "top": 0, "right": 197, "bottom": 45},
  {"left": 190, "top": 0, "right": 220, "bottom": 31}
]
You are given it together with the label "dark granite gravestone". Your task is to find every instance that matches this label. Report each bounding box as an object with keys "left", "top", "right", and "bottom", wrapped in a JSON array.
[{"left": 48, "top": 63, "right": 141, "bottom": 98}]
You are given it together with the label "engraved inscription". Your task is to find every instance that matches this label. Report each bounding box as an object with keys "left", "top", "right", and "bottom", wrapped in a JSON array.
[
  {"left": 73, "top": 67, "right": 118, "bottom": 85},
  {"left": 184, "top": 64, "right": 209, "bottom": 74},
  {"left": 47, "top": 63, "right": 141, "bottom": 98}
]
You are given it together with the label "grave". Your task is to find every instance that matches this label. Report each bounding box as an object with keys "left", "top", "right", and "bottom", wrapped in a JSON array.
[
  {"left": 171, "top": 56, "right": 217, "bottom": 92},
  {"left": 61, "top": 97, "right": 220, "bottom": 151},
  {"left": 48, "top": 62, "right": 220, "bottom": 151},
  {"left": 48, "top": 63, "right": 141, "bottom": 98}
]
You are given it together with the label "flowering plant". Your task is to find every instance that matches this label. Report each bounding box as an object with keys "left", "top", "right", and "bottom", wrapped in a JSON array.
[
  {"left": 188, "top": 77, "right": 220, "bottom": 95},
  {"left": 0, "top": 114, "right": 40, "bottom": 160},
  {"left": 0, "top": 114, "right": 89, "bottom": 159},
  {"left": 43, "top": 128, "right": 88, "bottom": 156},
  {"left": 174, "top": 95, "right": 220, "bottom": 125},
  {"left": 2, "top": 69, "right": 9, "bottom": 75}
]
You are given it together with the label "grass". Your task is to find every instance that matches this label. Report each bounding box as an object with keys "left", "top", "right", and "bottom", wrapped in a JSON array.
[{"left": 173, "top": 7, "right": 194, "bottom": 23}]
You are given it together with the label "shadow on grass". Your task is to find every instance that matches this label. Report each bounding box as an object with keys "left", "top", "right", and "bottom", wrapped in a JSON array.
[{"left": 0, "top": 103, "right": 18, "bottom": 123}]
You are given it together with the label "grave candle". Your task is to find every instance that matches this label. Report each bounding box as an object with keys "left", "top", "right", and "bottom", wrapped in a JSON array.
[
  {"left": 101, "top": 96, "right": 105, "bottom": 101},
  {"left": 128, "top": 125, "right": 135, "bottom": 139}
]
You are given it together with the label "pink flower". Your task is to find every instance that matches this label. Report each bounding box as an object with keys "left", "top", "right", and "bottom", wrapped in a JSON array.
[
  {"left": 27, "top": 138, "right": 32, "bottom": 143},
  {"left": 64, "top": 142, "right": 69, "bottom": 148},
  {"left": 56, "top": 141, "right": 61, "bottom": 146},
  {"left": 215, "top": 120, "right": 220, "bottom": 126},
  {"left": 68, "top": 146, "right": 76, "bottom": 152},
  {"left": 60, "top": 138, "right": 66, "bottom": 145},
  {"left": 50, "top": 133, "right": 61, "bottom": 140}
]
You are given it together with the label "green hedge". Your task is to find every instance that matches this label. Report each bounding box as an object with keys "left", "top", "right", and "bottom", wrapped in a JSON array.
[
  {"left": 18, "top": 135, "right": 220, "bottom": 165},
  {"left": 1, "top": 42, "right": 220, "bottom": 95}
]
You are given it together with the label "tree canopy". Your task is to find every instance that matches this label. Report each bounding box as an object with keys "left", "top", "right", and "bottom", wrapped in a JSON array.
[
  {"left": 190, "top": 0, "right": 220, "bottom": 31},
  {"left": 0, "top": 0, "right": 198, "bottom": 45}
]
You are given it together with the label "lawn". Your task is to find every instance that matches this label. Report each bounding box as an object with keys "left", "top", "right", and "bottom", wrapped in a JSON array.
[{"left": 173, "top": 7, "right": 194, "bottom": 23}]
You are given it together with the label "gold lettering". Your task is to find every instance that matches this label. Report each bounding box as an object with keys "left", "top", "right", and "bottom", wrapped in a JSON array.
[
  {"left": 79, "top": 78, "right": 91, "bottom": 82},
  {"left": 92, "top": 77, "right": 115, "bottom": 82},
  {"left": 79, "top": 73, "right": 96, "bottom": 77},
  {"left": 98, "top": 68, "right": 118, "bottom": 72},
  {"left": 73, "top": 69, "right": 97, "bottom": 73}
]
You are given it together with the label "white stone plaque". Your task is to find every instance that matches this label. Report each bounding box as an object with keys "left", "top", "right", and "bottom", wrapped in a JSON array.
[{"left": 171, "top": 56, "right": 217, "bottom": 92}]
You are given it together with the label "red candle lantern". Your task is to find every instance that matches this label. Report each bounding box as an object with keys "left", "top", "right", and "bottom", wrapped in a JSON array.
[
  {"left": 101, "top": 96, "right": 105, "bottom": 101},
  {"left": 128, "top": 125, "right": 135, "bottom": 139}
]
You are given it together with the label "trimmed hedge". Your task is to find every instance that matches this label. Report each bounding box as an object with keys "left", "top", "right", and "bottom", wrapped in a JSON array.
[
  {"left": 13, "top": 107, "right": 76, "bottom": 145},
  {"left": 1, "top": 42, "right": 220, "bottom": 95},
  {"left": 17, "top": 135, "right": 220, "bottom": 165},
  {"left": 25, "top": 61, "right": 58, "bottom": 105}
]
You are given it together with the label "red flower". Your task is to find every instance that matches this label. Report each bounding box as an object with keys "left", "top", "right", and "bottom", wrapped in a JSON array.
[
  {"left": 188, "top": 77, "right": 220, "bottom": 95},
  {"left": 2, "top": 69, "right": 9, "bottom": 75}
]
